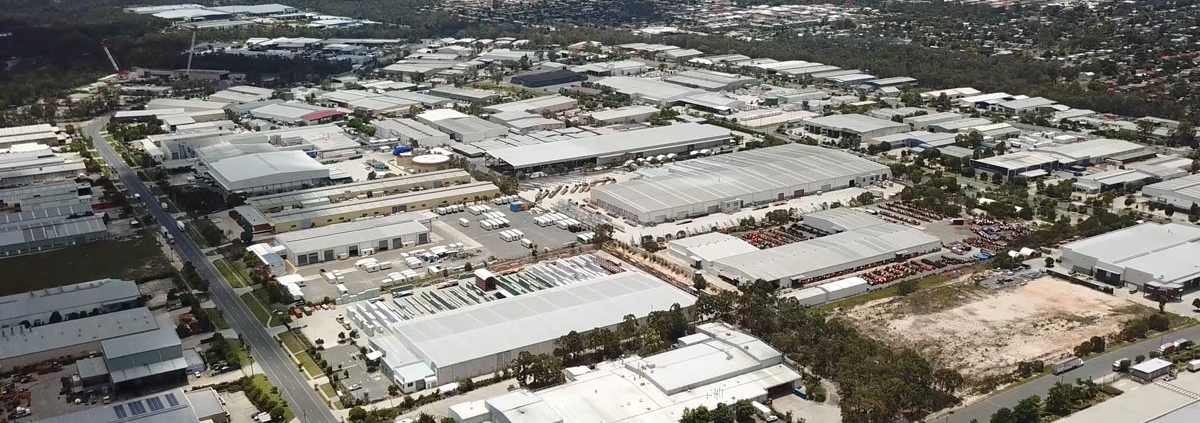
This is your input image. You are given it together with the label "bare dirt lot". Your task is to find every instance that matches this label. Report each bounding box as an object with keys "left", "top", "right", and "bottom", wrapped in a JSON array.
[{"left": 845, "top": 275, "right": 1145, "bottom": 378}]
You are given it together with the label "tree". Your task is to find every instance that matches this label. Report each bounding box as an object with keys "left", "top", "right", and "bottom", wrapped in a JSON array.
[
  {"left": 1193, "top": 298, "right": 1200, "bottom": 310},
  {"left": 1045, "top": 257, "right": 1055, "bottom": 268},
  {"left": 1089, "top": 336, "right": 1106, "bottom": 353},
  {"left": 348, "top": 407, "right": 367, "bottom": 422},
  {"left": 1044, "top": 382, "right": 1074, "bottom": 416},
  {"left": 592, "top": 223, "right": 614, "bottom": 244},
  {"left": 896, "top": 279, "right": 919, "bottom": 296},
  {"left": 416, "top": 414, "right": 437, "bottom": 423},
  {"left": 692, "top": 274, "right": 708, "bottom": 291}
]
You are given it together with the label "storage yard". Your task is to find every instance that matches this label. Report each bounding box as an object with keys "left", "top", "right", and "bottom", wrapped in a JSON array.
[{"left": 844, "top": 275, "right": 1148, "bottom": 378}]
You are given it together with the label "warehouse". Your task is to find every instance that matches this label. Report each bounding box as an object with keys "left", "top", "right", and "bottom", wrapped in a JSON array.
[
  {"left": 664, "top": 69, "right": 758, "bottom": 91},
  {"left": 487, "top": 123, "right": 731, "bottom": 172},
  {"left": 427, "top": 87, "right": 499, "bottom": 104},
  {"left": 266, "top": 181, "right": 499, "bottom": 232},
  {"left": 1060, "top": 222, "right": 1200, "bottom": 291},
  {"left": 483, "top": 95, "right": 577, "bottom": 114},
  {"left": 101, "top": 312, "right": 187, "bottom": 390},
  {"left": 247, "top": 169, "right": 472, "bottom": 213},
  {"left": 667, "top": 232, "right": 759, "bottom": 268},
  {"left": 867, "top": 131, "right": 957, "bottom": 150},
  {"left": 974, "top": 138, "right": 1150, "bottom": 178},
  {"left": 146, "top": 98, "right": 228, "bottom": 112},
  {"left": 572, "top": 60, "right": 646, "bottom": 76},
  {"left": 0, "top": 307, "right": 176, "bottom": 370},
  {"left": 34, "top": 387, "right": 228, "bottom": 423},
  {"left": 1072, "top": 169, "right": 1159, "bottom": 193},
  {"left": 591, "top": 144, "right": 890, "bottom": 224},
  {"left": 0, "top": 148, "right": 88, "bottom": 187},
  {"left": 0, "top": 279, "right": 140, "bottom": 329},
  {"left": 275, "top": 212, "right": 431, "bottom": 265},
  {"left": 205, "top": 151, "right": 331, "bottom": 195},
  {"left": 0, "top": 124, "right": 61, "bottom": 149},
  {"left": 450, "top": 322, "right": 797, "bottom": 423},
  {"left": 1142, "top": 173, "right": 1200, "bottom": 210},
  {"left": 971, "top": 152, "right": 1060, "bottom": 179},
  {"left": 372, "top": 118, "right": 451, "bottom": 146},
  {"left": 591, "top": 76, "right": 705, "bottom": 105},
  {"left": 803, "top": 208, "right": 886, "bottom": 234},
  {"left": 0, "top": 215, "right": 108, "bottom": 256},
  {"left": 801, "top": 113, "right": 908, "bottom": 143},
  {"left": 903, "top": 112, "right": 964, "bottom": 130},
  {"left": 587, "top": 105, "right": 660, "bottom": 126},
  {"left": 928, "top": 118, "right": 994, "bottom": 133},
  {"left": 510, "top": 70, "right": 588, "bottom": 88},
  {"left": 782, "top": 276, "right": 871, "bottom": 307},
  {"left": 417, "top": 109, "right": 509, "bottom": 143},
  {"left": 711, "top": 223, "right": 941, "bottom": 287},
  {"left": 370, "top": 271, "right": 696, "bottom": 386},
  {"left": 245, "top": 102, "right": 345, "bottom": 125}
]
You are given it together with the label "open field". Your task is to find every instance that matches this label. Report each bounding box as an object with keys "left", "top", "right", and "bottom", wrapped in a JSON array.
[
  {"left": 845, "top": 275, "right": 1145, "bottom": 378},
  {"left": 0, "top": 233, "right": 171, "bottom": 295}
]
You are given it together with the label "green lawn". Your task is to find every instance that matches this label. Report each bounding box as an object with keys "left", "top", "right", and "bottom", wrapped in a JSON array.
[
  {"left": 296, "top": 352, "right": 322, "bottom": 378},
  {"left": 318, "top": 383, "right": 336, "bottom": 398},
  {"left": 278, "top": 331, "right": 306, "bottom": 354},
  {"left": 819, "top": 274, "right": 952, "bottom": 311},
  {"left": 215, "top": 259, "right": 250, "bottom": 288},
  {"left": 241, "top": 292, "right": 276, "bottom": 327},
  {"left": 247, "top": 375, "right": 294, "bottom": 421},
  {"left": 0, "top": 232, "right": 171, "bottom": 296},
  {"left": 227, "top": 339, "right": 252, "bottom": 367},
  {"left": 204, "top": 308, "right": 230, "bottom": 330}
]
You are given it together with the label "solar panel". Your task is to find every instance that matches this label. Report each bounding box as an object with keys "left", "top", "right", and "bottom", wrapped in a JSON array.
[
  {"left": 113, "top": 405, "right": 128, "bottom": 419},
  {"left": 128, "top": 400, "right": 147, "bottom": 415},
  {"left": 147, "top": 397, "right": 164, "bottom": 411},
  {"left": 164, "top": 393, "right": 180, "bottom": 407}
]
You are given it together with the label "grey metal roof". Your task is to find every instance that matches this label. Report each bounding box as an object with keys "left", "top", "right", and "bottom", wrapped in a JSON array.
[
  {"left": 592, "top": 144, "right": 889, "bottom": 214},
  {"left": 265, "top": 181, "right": 498, "bottom": 223},
  {"left": 384, "top": 272, "right": 695, "bottom": 368},
  {"left": 668, "top": 232, "right": 758, "bottom": 262},
  {"left": 275, "top": 213, "right": 429, "bottom": 253},
  {"left": 0, "top": 279, "right": 138, "bottom": 325},
  {"left": 207, "top": 151, "right": 329, "bottom": 189},
  {"left": 33, "top": 387, "right": 201, "bottom": 423},
  {"left": 488, "top": 123, "right": 731, "bottom": 169},
  {"left": 803, "top": 114, "right": 907, "bottom": 134},
  {"left": 1063, "top": 222, "right": 1200, "bottom": 275},
  {"left": 0, "top": 307, "right": 158, "bottom": 360},
  {"left": 1144, "top": 173, "right": 1200, "bottom": 204},
  {"left": 804, "top": 208, "right": 886, "bottom": 232},
  {"left": 248, "top": 169, "right": 469, "bottom": 210},
  {"left": 101, "top": 314, "right": 181, "bottom": 360},
  {"left": 714, "top": 223, "right": 940, "bottom": 282},
  {"left": 483, "top": 95, "right": 577, "bottom": 114}
]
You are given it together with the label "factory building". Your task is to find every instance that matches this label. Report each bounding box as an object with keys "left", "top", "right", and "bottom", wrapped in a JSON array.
[
  {"left": 205, "top": 151, "right": 331, "bottom": 195},
  {"left": 510, "top": 70, "right": 588, "bottom": 88},
  {"left": 427, "top": 87, "right": 499, "bottom": 104},
  {"left": 587, "top": 105, "right": 660, "bottom": 126},
  {"left": 370, "top": 272, "right": 696, "bottom": 387},
  {"left": 265, "top": 181, "right": 499, "bottom": 232},
  {"left": 591, "top": 144, "right": 890, "bottom": 224},
  {"left": 372, "top": 118, "right": 452, "bottom": 147},
  {"left": 1060, "top": 222, "right": 1200, "bottom": 292},
  {"left": 483, "top": 95, "right": 578, "bottom": 115},
  {"left": 275, "top": 212, "right": 431, "bottom": 266},
  {"left": 0, "top": 279, "right": 141, "bottom": 329},
  {"left": 711, "top": 221, "right": 941, "bottom": 288},
  {"left": 1142, "top": 173, "right": 1200, "bottom": 210},
  {"left": 0, "top": 214, "right": 108, "bottom": 256},
  {"left": 417, "top": 109, "right": 509, "bottom": 143},
  {"left": 32, "top": 387, "right": 227, "bottom": 423},
  {"left": 0, "top": 145, "right": 88, "bottom": 187},
  {"left": 0, "top": 124, "right": 62, "bottom": 149},
  {"left": 664, "top": 69, "right": 758, "bottom": 91},
  {"left": 591, "top": 76, "right": 705, "bottom": 105},
  {"left": 667, "top": 232, "right": 758, "bottom": 269},
  {"left": 449, "top": 322, "right": 798, "bottom": 423},
  {"left": 801, "top": 114, "right": 908, "bottom": 144},
  {"left": 487, "top": 123, "right": 731, "bottom": 172},
  {"left": 803, "top": 208, "right": 887, "bottom": 234},
  {"left": 973, "top": 138, "right": 1150, "bottom": 179}
]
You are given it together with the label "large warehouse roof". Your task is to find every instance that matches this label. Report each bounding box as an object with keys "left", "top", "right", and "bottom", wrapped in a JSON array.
[
  {"left": 592, "top": 144, "right": 888, "bottom": 215},
  {"left": 715, "top": 223, "right": 940, "bottom": 282},
  {"left": 592, "top": 76, "right": 704, "bottom": 103},
  {"left": 387, "top": 271, "right": 694, "bottom": 368},
  {"left": 803, "top": 114, "right": 907, "bottom": 134},
  {"left": 0, "top": 278, "right": 138, "bottom": 325},
  {"left": 1143, "top": 173, "right": 1200, "bottom": 205},
  {"left": 265, "top": 181, "right": 499, "bottom": 222},
  {"left": 668, "top": 232, "right": 759, "bottom": 263},
  {"left": 483, "top": 95, "right": 577, "bottom": 114},
  {"left": 207, "top": 151, "right": 328, "bottom": 191},
  {"left": 275, "top": 213, "right": 428, "bottom": 253},
  {"left": 1033, "top": 138, "right": 1145, "bottom": 161},
  {"left": 1062, "top": 222, "right": 1200, "bottom": 279},
  {"left": 804, "top": 208, "right": 886, "bottom": 232},
  {"left": 32, "top": 387, "right": 219, "bottom": 423},
  {"left": 488, "top": 123, "right": 731, "bottom": 169},
  {"left": 247, "top": 169, "right": 470, "bottom": 210},
  {"left": 0, "top": 308, "right": 158, "bottom": 361}
]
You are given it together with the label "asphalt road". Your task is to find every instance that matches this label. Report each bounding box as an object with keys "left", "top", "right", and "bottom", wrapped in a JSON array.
[
  {"left": 85, "top": 118, "right": 336, "bottom": 423},
  {"left": 939, "top": 323, "right": 1200, "bottom": 423}
]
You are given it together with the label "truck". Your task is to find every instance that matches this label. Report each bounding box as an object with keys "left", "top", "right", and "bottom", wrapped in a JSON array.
[
  {"left": 1112, "top": 358, "right": 1131, "bottom": 372},
  {"left": 751, "top": 401, "right": 777, "bottom": 422},
  {"left": 176, "top": 220, "right": 185, "bottom": 231},
  {"left": 1188, "top": 359, "right": 1200, "bottom": 372},
  {"left": 1053, "top": 357, "right": 1084, "bottom": 375}
]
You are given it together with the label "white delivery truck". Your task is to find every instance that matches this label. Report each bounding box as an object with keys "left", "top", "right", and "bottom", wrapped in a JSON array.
[
  {"left": 176, "top": 220, "right": 185, "bottom": 231},
  {"left": 1189, "top": 359, "right": 1200, "bottom": 372},
  {"left": 521, "top": 238, "right": 534, "bottom": 248},
  {"left": 751, "top": 401, "right": 777, "bottom": 422},
  {"left": 459, "top": 218, "right": 470, "bottom": 227}
]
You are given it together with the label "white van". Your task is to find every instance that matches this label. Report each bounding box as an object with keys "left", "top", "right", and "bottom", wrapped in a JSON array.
[
  {"left": 521, "top": 238, "right": 534, "bottom": 248},
  {"left": 459, "top": 218, "right": 470, "bottom": 227}
]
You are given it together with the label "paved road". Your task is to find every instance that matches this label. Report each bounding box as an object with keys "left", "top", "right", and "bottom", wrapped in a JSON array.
[
  {"left": 938, "top": 324, "right": 1200, "bottom": 423},
  {"left": 85, "top": 118, "right": 336, "bottom": 423}
]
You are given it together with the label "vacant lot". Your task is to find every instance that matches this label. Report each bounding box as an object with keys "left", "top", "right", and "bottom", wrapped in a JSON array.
[
  {"left": 845, "top": 275, "right": 1144, "bottom": 378},
  {"left": 0, "top": 233, "right": 171, "bottom": 295}
]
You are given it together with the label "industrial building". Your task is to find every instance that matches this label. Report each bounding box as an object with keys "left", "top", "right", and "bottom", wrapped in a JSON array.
[
  {"left": 274, "top": 212, "right": 431, "bottom": 265},
  {"left": 510, "top": 70, "right": 588, "bottom": 88},
  {"left": 417, "top": 109, "right": 509, "bottom": 143},
  {"left": 32, "top": 387, "right": 227, "bottom": 423},
  {"left": 483, "top": 95, "right": 578, "bottom": 115},
  {"left": 973, "top": 138, "right": 1150, "bottom": 178},
  {"left": 664, "top": 69, "right": 758, "bottom": 91},
  {"left": 667, "top": 232, "right": 759, "bottom": 268},
  {"left": 590, "top": 144, "right": 890, "bottom": 224},
  {"left": 487, "top": 123, "right": 732, "bottom": 172},
  {"left": 370, "top": 271, "right": 696, "bottom": 387},
  {"left": 803, "top": 208, "right": 887, "bottom": 233},
  {"left": 372, "top": 118, "right": 452, "bottom": 146},
  {"left": 427, "top": 87, "right": 499, "bottom": 104},
  {"left": 1072, "top": 169, "right": 1160, "bottom": 193},
  {"left": 782, "top": 277, "right": 871, "bottom": 307},
  {"left": 449, "top": 322, "right": 798, "bottom": 423},
  {"left": 265, "top": 181, "right": 499, "bottom": 232},
  {"left": 1060, "top": 222, "right": 1200, "bottom": 292},
  {"left": 0, "top": 145, "right": 88, "bottom": 187},
  {"left": 0, "top": 123, "right": 62, "bottom": 149},
  {"left": 0, "top": 279, "right": 141, "bottom": 329},
  {"left": 205, "top": 151, "right": 331, "bottom": 195},
  {"left": 800, "top": 114, "right": 908, "bottom": 144},
  {"left": 591, "top": 76, "right": 705, "bottom": 105},
  {"left": 0, "top": 214, "right": 108, "bottom": 256},
  {"left": 488, "top": 112, "right": 565, "bottom": 134},
  {"left": 1142, "top": 173, "right": 1200, "bottom": 210},
  {"left": 587, "top": 105, "right": 660, "bottom": 126},
  {"left": 711, "top": 221, "right": 941, "bottom": 287}
]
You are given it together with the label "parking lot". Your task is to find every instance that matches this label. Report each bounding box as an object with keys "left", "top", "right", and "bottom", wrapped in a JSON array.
[{"left": 437, "top": 204, "right": 584, "bottom": 260}]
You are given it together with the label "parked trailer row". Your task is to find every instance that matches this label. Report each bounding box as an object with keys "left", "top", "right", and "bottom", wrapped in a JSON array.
[
  {"left": 436, "top": 204, "right": 465, "bottom": 215},
  {"left": 500, "top": 229, "right": 525, "bottom": 242},
  {"left": 468, "top": 205, "right": 493, "bottom": 215},
  {"left": 492, "top": 195, "right": 520, "bottom": 205},
  {"left": 480, "top": 218, "right": 510, "bottom": 230},
  {"left": 535, "top": 212, "right": 571, "bottom": 227}
]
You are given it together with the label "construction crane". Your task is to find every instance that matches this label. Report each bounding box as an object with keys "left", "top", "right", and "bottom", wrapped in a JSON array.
[{"left": 100, "top": 41, "right": 129, "bottom": 81}]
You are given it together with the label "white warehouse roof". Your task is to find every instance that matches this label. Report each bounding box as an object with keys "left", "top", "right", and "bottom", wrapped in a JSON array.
[
  {"left": 206, "top": 151, "right": 329, "bottom": 191},
  {"left": 274, "top": 213, "right": 429, "bottom": 254},
  {"left": 383, "top": 271, "right": 695, "bottom": 370},
  {"left": 488, "top": 123, "right": 731, "bottom": 169}
]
